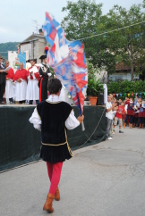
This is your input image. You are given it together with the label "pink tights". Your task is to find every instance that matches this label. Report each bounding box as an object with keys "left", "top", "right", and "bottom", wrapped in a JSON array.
[{"left": 46, "top": 162, "right": 63, "bottom": 195}]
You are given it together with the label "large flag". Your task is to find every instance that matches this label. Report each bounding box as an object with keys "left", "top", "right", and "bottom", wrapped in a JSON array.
[{"left": 43, "top": 12, "right": 88, "bottom": 114}]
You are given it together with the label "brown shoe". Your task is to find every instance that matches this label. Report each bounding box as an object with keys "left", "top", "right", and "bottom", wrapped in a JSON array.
[
  {"left": 139, "top": 123, "right": 142, "bottom": 128},
  {"left": 55, "top": 187, "right": 60, "bottom": 201},
  {"left": 142, "top": 124, "right": 144, "bottom": 129},
  {"left": 43, "top": 193, "right": 54, "bottom": 213},
  {"left": 124, "top": 123, "right": 126, "bottom": 128}
]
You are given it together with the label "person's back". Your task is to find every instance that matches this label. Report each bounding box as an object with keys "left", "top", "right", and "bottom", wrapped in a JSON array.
[
  {"left": 29, "top": 78, "right": 84, "bottom": 213},
  {"left": 37, "top": 100, "right": 72, "bottom": 144}
]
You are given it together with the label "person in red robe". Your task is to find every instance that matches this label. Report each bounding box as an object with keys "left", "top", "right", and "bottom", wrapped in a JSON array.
[
  {"left": 4, "top": 60, "right": 14, "bottom": 103},
  {"left": 13, "top": 63, "right": 28, "bottom": 104}
]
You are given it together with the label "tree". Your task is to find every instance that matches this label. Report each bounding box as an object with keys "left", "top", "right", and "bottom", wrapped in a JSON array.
[
  {"left": 61, "top": 0, "right": 145, "bottom": 81},
  {"left": 0, "top": 42, "right": 19, "bottom": 60},
  {"left": 61, "top": 0, "right": 116, "bottom": 74},
  {"left": 106, "top": 3, "right": 145, "bottom": 80}
]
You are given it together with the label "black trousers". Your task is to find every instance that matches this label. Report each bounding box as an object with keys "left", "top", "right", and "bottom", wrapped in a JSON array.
[
  {"left": 125, "top": 115, "right": 134, "bottom": 124},
  {"left": 19, "top": 100, "right": 25, "bottom": 104},
  {"left": 0, "top": 82, "right": 5, "bottom": 103},
  {"left": 40, "top": 77, "right": 48, "bottom": 102},
  {"left": 138, "top": 117, "right": 145, "bottom": 124},
  {"left": 29, "top": 100, "right": 33, "bottom": 104},
  {"left": 29, "top": 100, "right": 39, "bottom": 105}
]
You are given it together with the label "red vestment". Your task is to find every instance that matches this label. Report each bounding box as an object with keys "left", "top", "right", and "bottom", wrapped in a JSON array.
[
  {"left": 27, "top": 66, "right": 39, "bottom": 80},
  {"left": 13, "top": 69, "right": 28, "bottom": 82},
  {"left": 6, "top": 68, "right": 14, "bottom": 80}
]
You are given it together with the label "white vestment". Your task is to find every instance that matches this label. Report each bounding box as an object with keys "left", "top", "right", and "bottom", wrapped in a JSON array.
[
  {"left": 26, "top": 66, "right": 39, "bottom": 100},
  {"left": 5, "top": 79, "right": 14, "bottom": 98},
  {"left": 15, "top": 79, "right": 27, "bottom": 101}
]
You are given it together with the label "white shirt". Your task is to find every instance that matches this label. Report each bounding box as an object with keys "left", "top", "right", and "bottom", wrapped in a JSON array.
[
  {"left": 29, "top": 95, "right": 80, "bottom": 131},
  {"left": 106, "top": 101, "right": 113, "bottom": 120},
  {"left": 125, "top": 104, "right": 128, "bottom": 113}
]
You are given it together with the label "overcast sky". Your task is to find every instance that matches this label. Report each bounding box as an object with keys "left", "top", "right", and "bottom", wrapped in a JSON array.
[{"left": 0, "top": 0, "right": 143, "bottom": 43}]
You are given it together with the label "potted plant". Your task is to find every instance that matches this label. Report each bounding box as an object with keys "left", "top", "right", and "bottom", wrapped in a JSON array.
[
  {"left": 87, "top": 78, "right": 104, "bottom": 105},
  {"left": 86, "top": 59, "right": 104, "bottom": 105}
]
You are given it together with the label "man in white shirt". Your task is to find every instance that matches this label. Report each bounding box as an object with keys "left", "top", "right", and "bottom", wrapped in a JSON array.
[{"left": 106, "top": 95, "right": 117, "bottom": 140}]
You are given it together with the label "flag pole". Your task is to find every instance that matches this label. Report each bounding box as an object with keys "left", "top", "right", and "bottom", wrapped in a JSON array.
[{"left": 77, "top": 92, "right": 85, "bottom": 131}]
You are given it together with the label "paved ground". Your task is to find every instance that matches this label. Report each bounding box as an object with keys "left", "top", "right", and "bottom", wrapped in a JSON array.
[{"left": 0, "top": 126, "right": 145, "bottom": 216}]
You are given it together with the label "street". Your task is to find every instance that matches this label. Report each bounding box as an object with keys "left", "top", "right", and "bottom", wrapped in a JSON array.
[{"left": 0, "top": 126, "right": 145, "bottom": 216}]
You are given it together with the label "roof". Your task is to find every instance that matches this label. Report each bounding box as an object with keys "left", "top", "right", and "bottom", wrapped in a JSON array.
[
  {"left": 20, "top": 33, "right": 45, "bottom": 45},
  {"left": 115, "top": 62, "right": 130, "bottom": 72}
]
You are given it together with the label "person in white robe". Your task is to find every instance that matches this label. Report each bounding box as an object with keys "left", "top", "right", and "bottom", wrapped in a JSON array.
[
  {"left": 4, "top": 60, "right": 14, "bottom": 103},
  {"left": 13, "top": 63, "right": 28, "bottom": 104},
  {"left": 26, "top": 59, "right": 39, "bottom": 104}
]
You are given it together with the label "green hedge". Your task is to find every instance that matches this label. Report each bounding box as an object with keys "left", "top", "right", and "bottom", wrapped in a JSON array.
[{"left": 108, "top": 80, "right": 145, "bottom": 99}]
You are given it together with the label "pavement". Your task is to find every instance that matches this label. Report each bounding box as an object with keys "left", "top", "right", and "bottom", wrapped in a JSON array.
[{"left": 0, "top": 126, "right": 145, "bottom": 216}]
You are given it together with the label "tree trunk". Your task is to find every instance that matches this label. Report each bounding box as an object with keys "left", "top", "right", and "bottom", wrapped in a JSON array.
[
  {"left": 129, "top": 42, "right": 134, "bottom": 81},
  {"left": 107, "top": 71, "right": 109, "bottom": 83},
  {"left": 131, "top": 63, "right": 134, "bottom": 81}
]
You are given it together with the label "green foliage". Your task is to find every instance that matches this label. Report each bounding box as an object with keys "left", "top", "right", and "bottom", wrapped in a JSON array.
[
  {"left": 106, "top": 4, "right": 145, "bottom": 80},
  {"left": 108, "top": 80, "right": 145, "bottom": 98},
  {"left": 61, "top": 0, "right": 116, "bottom": 72},
  {"left": 86, "top": 58, "right": 97, "bottom": 80},
  {"left": 87, "top": 78, "right": 104, "bottom": 96},
  {"left": 49, "top": 66, "right": 55, "bottom": 77},
  {"left": 61, "top": 1, "right": 145, "bottom": 79},
  {"left": 107, "top": 82, "right": 120, "bottom": 94},
  {"left": 0, "top": 42, "right": 19, "bottom": 60},
  {"left": 86, "top": 58, "right": 104, "bottom": 96}
]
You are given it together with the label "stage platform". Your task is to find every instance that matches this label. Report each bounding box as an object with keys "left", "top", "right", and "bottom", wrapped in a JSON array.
[{"left": 0, "top": 105, "right": 106, "bottom": 171}]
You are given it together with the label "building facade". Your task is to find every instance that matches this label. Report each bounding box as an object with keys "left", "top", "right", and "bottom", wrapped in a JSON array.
[{"left": 19, "top": 31, "right": 47, "bottom": 63}]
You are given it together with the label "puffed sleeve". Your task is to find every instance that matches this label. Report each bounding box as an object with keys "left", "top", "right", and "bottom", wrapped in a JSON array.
[
  {"left": 29, "top": 108, "right": 41, "bottom": 131},
  {"left": 65, "top": 110, "right": 80, "bottom": 130}
]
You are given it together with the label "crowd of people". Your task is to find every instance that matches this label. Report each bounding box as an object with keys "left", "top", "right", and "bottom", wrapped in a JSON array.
[
  {"left": 106, "top": 94, "right": 145, "bottom": 139},
  {"left": 0, "top": 54, "right": 51, "bottom": 105}
]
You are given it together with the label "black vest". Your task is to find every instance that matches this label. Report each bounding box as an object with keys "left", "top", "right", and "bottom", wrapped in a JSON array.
[{"left": 37, "top": 100, "right": 72, "bottom": 144}]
